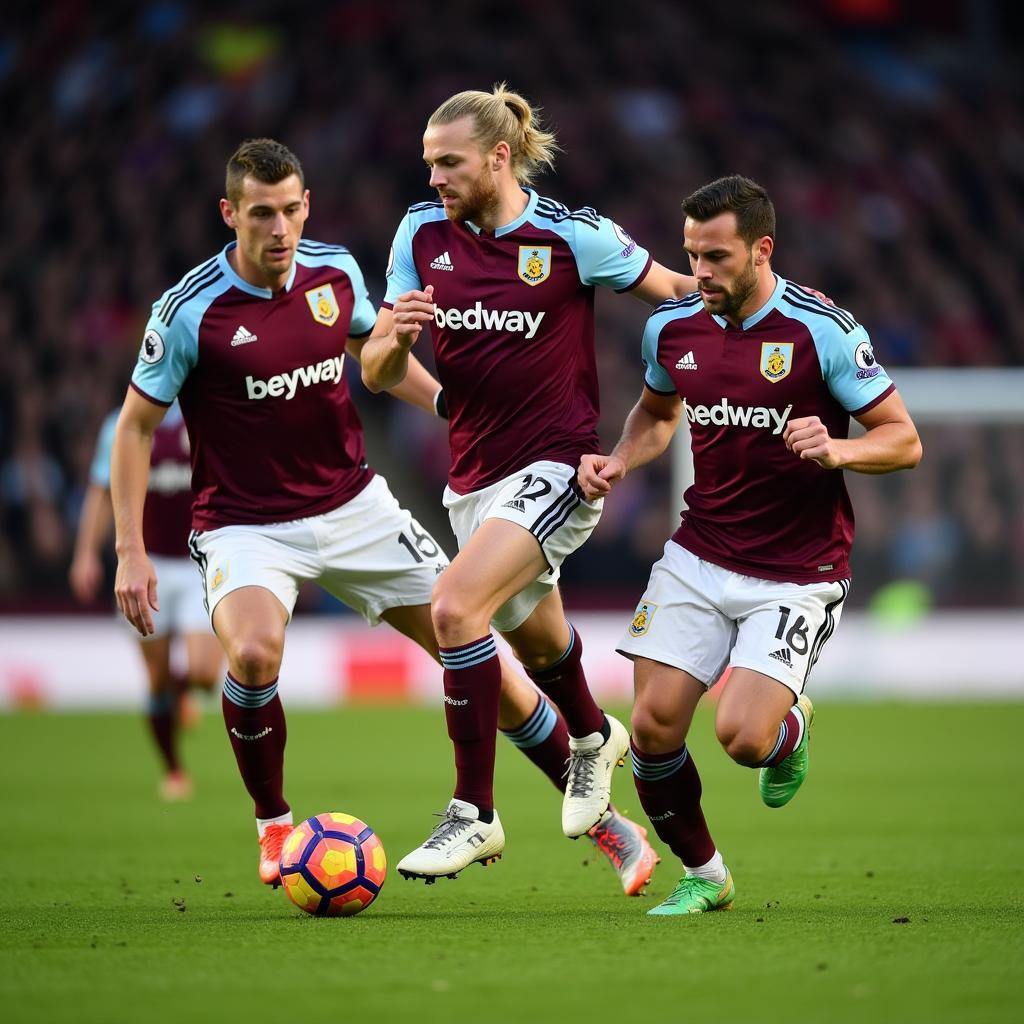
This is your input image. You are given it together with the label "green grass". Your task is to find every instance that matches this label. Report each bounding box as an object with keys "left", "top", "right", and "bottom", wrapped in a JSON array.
[{"left": 1, "top": 702, "right": 1022, "bottom": 1023}]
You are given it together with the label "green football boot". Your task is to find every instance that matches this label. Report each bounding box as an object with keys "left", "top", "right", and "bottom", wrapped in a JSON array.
[
  {"left": 647, "top": 869, "right": 735, "bottom": 916},
  {"left": 759, "top": 694, "right": 814, "bottom": 808}
]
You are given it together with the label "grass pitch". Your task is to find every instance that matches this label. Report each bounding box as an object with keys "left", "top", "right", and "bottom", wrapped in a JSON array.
[{"left": 1, "top": 701, "right": 1021, "bottom": 1024}]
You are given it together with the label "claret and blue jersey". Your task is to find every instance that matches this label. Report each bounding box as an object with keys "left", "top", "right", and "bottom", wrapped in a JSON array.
[
  {"left": 642, "top": 274, "right": 896, "bottom": 583},
  {"left": 384, "top": 188, "right": 653, "bottom": 494},
  {"left": 91, "top": 402, "right": 192, "bottom": 557},
  {"left": 131, "top": 240, "right": 378, "bottom": 531}
]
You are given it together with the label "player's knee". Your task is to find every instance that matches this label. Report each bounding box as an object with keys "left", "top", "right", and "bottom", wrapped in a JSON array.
[
  {"left": 631, "top": 702, "right": 676, "bottom": 753},
  {"left": 226, "top": 636, "right": 282, "bottom": 685},
  {"left": 716, "top": 719, "right": 770, "bottom": 767},
  {"left": 431, "top": 583, "right": 484, "bottom": 640}
]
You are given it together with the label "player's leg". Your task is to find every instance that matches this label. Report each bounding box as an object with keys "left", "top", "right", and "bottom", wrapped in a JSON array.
[
  {"left": 212, "top": 585, "right": 292, "bottom": 884},
  {"left": 137, "top": 634, "right": 191, "bottom": 800},
  {"left": 714, "top": 668, "right": 800, "bottom": 766},
  {"left": 501, "top": 590, "right": 629, "bottom": 838},
  {"left": 380, "top": 521, "right": 540, "bottom": 880},
  {"left": 394, "top": 585, "right": 575, "bottom": 796},
  {"left": 630, "top": 657, "right": 734, "bottom": 915},
  {"left": 615, "top": 541, "right": 739, "bottom": 913},
  {"left": 176, "top": 560, "right": 224, "bottom": 726},
  {"left": 383, "top": 600, "right": 654, "bottom": 893},
  {"left": 176, "top": 631, "right": 224, "bottom": 729},
  {"left": 313, "top": 475, "right": 507, "bottom": 881},
  {"left": 183, "top": 632, "right": 223, "bottom": 697},
  {"left": 428, "top": 516, "right": 549, "bottom": 823},
  {"left": 720, "top": 577, "right": 849, "bottom": 806},
  {"left": 191, "top": 517, "right": 309, "bottom": 885}
]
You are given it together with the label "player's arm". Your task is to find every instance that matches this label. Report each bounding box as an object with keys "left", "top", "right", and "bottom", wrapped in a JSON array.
[
  {"left": 783, "top": 391, "right": 922, "bottom": 473},
  {"left": 347, "top": 332, "right": 446, "bottom": 418},
  {"left": 69, "top": 483, "right": 113, "bottom": 604},
  {"left": 630, "top": 262, "right": 697, "bottom": 305},
  {"left": 359, "top": 286, "right": 436, "bottom": 393},
  {"left": 111, "top": 390, "right": 167, "bottom": 636},
  {"left": 578, "top": 387, "right": 683, "bottom": 500}
]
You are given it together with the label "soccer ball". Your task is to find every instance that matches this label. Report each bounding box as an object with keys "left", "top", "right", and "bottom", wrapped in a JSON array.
[{"left": 279, "top": 812, "right": 387, "bottom": 917}]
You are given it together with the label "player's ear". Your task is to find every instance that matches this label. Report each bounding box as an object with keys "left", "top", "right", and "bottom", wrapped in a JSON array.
[
  {"left": 219, "top": 197, "right": 237, "bottom": 229},
  {"left": 492, "top": 141, "right": 510, "bottom": 172},
  {"left": 754, "top": 235, "right": 773, "bottom": 265}
]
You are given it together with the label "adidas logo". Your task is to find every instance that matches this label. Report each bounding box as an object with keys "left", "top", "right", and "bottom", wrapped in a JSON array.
[
  {"left": 769, "top": 648, "right": 794, "bottom": 668},
  {"left": 675, "top": 351, "right": 698, "bottom": 370},
  {"left": 231, "top": 325, "right": 258, "bottom": 347},
  {"left": 430, "top": 251, "right": 455, "bottom": 272},
  {"left": 502, "top": 499, "right": 526, "bottom": 513}
]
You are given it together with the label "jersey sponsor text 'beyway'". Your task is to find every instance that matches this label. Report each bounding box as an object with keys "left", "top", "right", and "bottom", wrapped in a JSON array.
[
  {"left": 130, "top": 240, "right": 377, "bottom": 530},
  {"left": 245, "top": 355, "right": 345, "bottom": 401}
]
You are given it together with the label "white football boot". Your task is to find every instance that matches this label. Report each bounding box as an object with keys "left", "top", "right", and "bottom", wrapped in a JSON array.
[
  {"left": 397, "top": 799, "right": 505, "bottom": 882},
  {"left": 562, "top": 714, "right": 630, "bottom": 837}
]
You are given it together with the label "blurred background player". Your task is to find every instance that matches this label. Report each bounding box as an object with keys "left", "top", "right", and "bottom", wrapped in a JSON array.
[
  {"left": 110, "top": 137, "right": 654, "bottom": 897},
  {"left": 578, "top": 175, "right": 922, "bottom": 915},
  {"left": 361, "top": 84, "right": 697, "bottom": 882},
  {"left": 69, "top": 400, "right": 222, "bottom": 800}
]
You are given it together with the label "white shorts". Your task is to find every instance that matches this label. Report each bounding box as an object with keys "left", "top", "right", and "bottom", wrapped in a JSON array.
[
  {"left": 189, "top": 475, "right": 449, "bottom": 626},
  {"left": 128, "top": 555, "right": 211, "bottom": 641},
  {"left": 444, "top": 460, "right": 603, "bottom": 633},
  {"left": 616, "top": 541, "right": 850, "bottom": 698}
]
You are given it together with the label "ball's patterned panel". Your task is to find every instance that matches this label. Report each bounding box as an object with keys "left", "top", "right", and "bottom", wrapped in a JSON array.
[
  {"left": 281, "top": 821, "right": 314, "bottom": 864},
  {"left": 279, "top": 812, "right": 386, "bottom": 917},
  {"left": 307, "top": 837, "right": 359, "bottom": 891},
  {"left": 324, "top": 812, "right": 358, "bottom": 828},
  {"left": 282, "top": 870, "right": 322, "bottom": 914},
  {"left": 360, "top": 832, "right": 387, "bottom": 888}
]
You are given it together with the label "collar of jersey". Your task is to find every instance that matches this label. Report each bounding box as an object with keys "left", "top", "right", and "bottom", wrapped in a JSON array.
[
  {"left": 465, "top": 188, "right": 537, "bottom": 238},
  {"left": 218, "top": 242, "right": 298, "bottom": 297},
  {"left": 710, "top": 273, "right": 786, "bottom": 331}
]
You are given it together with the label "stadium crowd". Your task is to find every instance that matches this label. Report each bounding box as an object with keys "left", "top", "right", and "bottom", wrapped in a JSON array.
[{"left": 1, "top": 0, "right": 1021, "bottom": 609}]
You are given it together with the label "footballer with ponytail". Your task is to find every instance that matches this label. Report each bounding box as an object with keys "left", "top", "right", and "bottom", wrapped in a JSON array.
[
  {"left": 360, "top": 87, "right": 697, "bottom": 888},
  {"left": 427, "top": 82, "right": 560, "bottom": 186}
]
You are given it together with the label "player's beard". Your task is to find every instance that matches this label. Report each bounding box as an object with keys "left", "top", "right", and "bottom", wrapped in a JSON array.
[
  {"left": 706, "top": 256, "right": 758, "bottom": 319},
  {"left": 444, "top": 167, "right": 500, "bottom": 224}
]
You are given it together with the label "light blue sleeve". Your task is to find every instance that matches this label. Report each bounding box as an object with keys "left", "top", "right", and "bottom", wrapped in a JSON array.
[
  {"left": 130, "top": 294, "right": 205, "bottom": 405},
  {"left": 641, "top": 309, "right": 677, "bottom": 394},
  {"left": 89, "top": 410, "right": 121, "bottom": 487},
  {"left": 383, "top": 212, "right": 423, "bottom": 306},
  {"left": 343, "top": 254, "right": 377, "bottom": 337},
  {"left": 817, "top": 323, "right": 895, "bottom": 414},
  {"left": 572, "top": 215, "right": 652, "bottom": 292}
]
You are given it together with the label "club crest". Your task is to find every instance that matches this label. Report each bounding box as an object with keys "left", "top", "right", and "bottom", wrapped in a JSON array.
[
  {"left": 760, "top": 342, "right": 794, "bottom": 383},
  {"left": 210, "top": 562, "right": 229, "bottom": 592},
  {"left": 517, "top": 245, "right": 552, "bottom": 286},
  {"left": 305, "top": 283, "right": 340, "bottom": 326},
  {"left": 629, "top": 600, "right": 658, "bottom": 637}
]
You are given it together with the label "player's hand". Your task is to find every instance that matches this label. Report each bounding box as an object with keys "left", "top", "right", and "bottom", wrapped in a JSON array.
[
  {"left": 797, "top": 283, "right": 834, "bottom": 306},
  {"left": 577, "top": 453, "right": 626, "bottom": 500},
  {"left": 783, "top": 415, "right": 845, "bottom": 469},
  {"left": 392, "top": 285, "right": 435, "bottom": 349},
  {"left": 115, "top": 549, "right": 160, "bottom": 636},
  {"left": 69, "top": 551, "right": 103, "bottom": 604}
]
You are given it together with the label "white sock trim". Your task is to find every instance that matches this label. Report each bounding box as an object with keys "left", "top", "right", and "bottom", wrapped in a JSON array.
[
  {"left": 684, "top": 849, "right": 727, "bottom": 883},
  {"left": 256, "top": 811, "right": 293, "bottom": 837}
]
